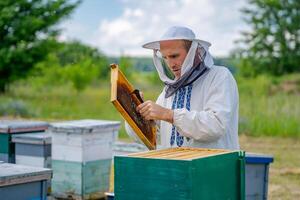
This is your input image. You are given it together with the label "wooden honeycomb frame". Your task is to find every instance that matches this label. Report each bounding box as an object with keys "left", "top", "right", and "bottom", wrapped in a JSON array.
[{"left": 110, "top": 64, "right": 156, "bottom": 150}]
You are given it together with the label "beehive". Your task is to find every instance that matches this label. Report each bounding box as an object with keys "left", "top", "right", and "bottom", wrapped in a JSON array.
[
  {"left": 0, "top": 162, "right": 52, "bottom": 200},
  {"left": 115, "top": 147, "right": 245, "bottom": 200},
  {"left": 50, "top": 119, "right": 120, "bottom": 200},
  {"left": 245, "top": 153, "right": 274, "bottom": 200},
  {"left": 0, "top": 120, "right": 49, "bottom": 163},
  {"left": 12, "top": 132, "right": 52, "bottom": 193},
  {"left": 12, "top": 132, "right": 51, "bottom": 168}
]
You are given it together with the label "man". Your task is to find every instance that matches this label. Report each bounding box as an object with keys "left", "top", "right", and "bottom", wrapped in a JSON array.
[{"left": 126, "top": 26, "right": 239, "bottom": 150}]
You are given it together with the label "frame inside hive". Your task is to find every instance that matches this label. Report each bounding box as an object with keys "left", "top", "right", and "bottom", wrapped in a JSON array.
[
  {"left": 110, "top": 64, "right": 156, "bottom": 150},
  {"left": 127, "top": 147, "right": 231, "bottom": 160}
]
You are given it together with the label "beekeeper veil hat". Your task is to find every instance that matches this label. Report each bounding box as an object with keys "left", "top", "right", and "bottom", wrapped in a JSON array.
[{"left": 142, "top": 26, "right": 214, "bottom": 86}]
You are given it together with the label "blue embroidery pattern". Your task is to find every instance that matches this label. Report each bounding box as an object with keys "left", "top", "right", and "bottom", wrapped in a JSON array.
[
  {"left": 170, "top": 91, "right": 178, "bottom": 146},
  {"left": 170, "top": 84, "right": 193, "bottom": 147}
]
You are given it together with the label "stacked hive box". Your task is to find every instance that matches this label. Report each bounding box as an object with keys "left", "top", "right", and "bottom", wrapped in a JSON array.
[
  {"left": 115, "top": 147, "right": 245, "bottom": 200},
  {"left": 50, "top": 119, "right": 120, "bottom": 199},
  {"left": 0, "top": 162, "right": 52, "bottom": 200},
  {"left": 12, "top": 132, "right": 52, "bottom": 193},
  {"left": 12, "top": 132, "right": 51, "bottom": 168},
  {"left": 0, "top": 120, "right": 49, "bottom": 163}
]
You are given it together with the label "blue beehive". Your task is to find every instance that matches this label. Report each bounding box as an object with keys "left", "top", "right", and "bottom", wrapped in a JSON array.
[
  {"left": 245, "top": 153, "right": 274, "bottom": 200},
  {"left": 0, "top": 162, "right": 52, "bottom": 200},
  {"left": 12, "top": 132, "right": 51, "bottom": 168}
]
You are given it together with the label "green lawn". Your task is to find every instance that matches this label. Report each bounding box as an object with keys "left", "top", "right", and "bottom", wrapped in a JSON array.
[
  {"left": 1, "top": 73, "right": 299, "bottom": 138},
  {"left": 0, "top": 73, "right": 299, "bottom": 200},
  {"left": 240, "top": 135, "right": 300, "bottom": 199}
]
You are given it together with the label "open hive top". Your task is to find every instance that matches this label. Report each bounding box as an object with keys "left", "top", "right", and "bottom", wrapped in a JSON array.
[{"left": 126, "top": 147, "right": 232, "bottom": 161}]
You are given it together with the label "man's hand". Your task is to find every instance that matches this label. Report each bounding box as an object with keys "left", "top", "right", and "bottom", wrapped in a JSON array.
[{"left": 137, "top": 100, "right": 173, "bottom": 123}]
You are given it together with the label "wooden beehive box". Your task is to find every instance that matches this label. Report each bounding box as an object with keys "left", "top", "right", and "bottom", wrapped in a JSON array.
[
  {"left": 0, "top": 162, "right": 52, "bottom": 200},
  {"left": 114, "top": 147, "right": 245, "bottom": 200},
  {"left": 12, "top": 132, "right": 52, "bottom": 168},
  {"left": 50, "top": 119, "right": 120, "bottom": 200},
  {"left": 0, "top": 120, "right": 49, "bottom": 163},
  {"left": 110, "top": 64, "right": 156, "bottom": 150},
  {"left": 12, "top": 132, "right": 52, "bottom": 193}
]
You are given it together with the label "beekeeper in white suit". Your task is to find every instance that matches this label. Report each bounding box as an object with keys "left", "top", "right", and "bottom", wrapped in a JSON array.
[{"left": 126, "top": 26, "right": 240, "bottom": 150}]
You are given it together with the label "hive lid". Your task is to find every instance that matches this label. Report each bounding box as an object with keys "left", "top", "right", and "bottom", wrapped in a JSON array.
[
  {"left": 245, "top": 152, "right": 274, "bottom": 164},
  {"left": 0, "top": 120, "right": 49, "bottom": 134},
  {"left": 49, "top": 119, "right": 121, "bottom": 133},
  {"left": 124, "top": 147, "right": 240, "bottom": 161},
  {"left": 0, "top": 163, "right": 52, "bottom": 187},
  {"left": 12, "top": 132, "right": 52, "bottom": 145}
]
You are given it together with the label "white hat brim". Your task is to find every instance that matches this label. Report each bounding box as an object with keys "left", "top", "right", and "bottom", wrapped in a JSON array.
[{"left": 142, "top": 38, "right": 211, "bottom": 50}]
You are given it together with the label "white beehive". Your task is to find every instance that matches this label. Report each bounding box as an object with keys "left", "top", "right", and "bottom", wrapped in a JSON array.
[{"left": 50, "top": 119, "right": 120, "bottom": 200}]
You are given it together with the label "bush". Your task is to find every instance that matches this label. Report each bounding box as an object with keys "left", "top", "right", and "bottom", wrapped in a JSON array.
[
  {"left": 62, "top": 59, "right": 100, "bottom": 92},
  {"left": 237, "top": 74, "right": 300, "bottom": 137},
  {"left": 24, "top": 54, "right": 100, "bottom": 92},
  {"left": 0, "top": 99, "right": 34, "bottom": 117}
]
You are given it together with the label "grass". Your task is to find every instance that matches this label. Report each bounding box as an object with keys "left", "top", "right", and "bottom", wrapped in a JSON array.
[
  {"left": 237, "top": 74, "right": 300, "bottom": 137},
  {"left": 1, "top": 72, "right": 299, "bottom": 138},
  {"left": 1, "top": 79, "right": 162, "bottom": 138}
]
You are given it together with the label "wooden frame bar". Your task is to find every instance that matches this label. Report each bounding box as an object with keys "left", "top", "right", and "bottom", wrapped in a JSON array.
[{"left": 110, "top": 64, "right": 156, "bottom": 150}]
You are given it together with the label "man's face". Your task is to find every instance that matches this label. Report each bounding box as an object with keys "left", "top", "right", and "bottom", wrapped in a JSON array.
[{"left": 160, "top": 40, "right": 188, "bottom": 79}]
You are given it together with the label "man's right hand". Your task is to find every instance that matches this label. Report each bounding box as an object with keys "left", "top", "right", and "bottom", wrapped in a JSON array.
[{"left": 137, "top": 100, "right": 174, "bottom": 124}]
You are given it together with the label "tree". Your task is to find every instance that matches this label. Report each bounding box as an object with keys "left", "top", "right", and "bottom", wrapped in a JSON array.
[
  {"left": 119, "top": 55, "right": 134, "bottom": 80},
  {"left": 29, "top": 41, "right": 109, "bottom": 92},
  {"left": 0, "top": 0, "right": 80, "bottom": 93},
  {"left": 236, "top": 0, "right": 300, "bottom": 76},
  {"left": 55, "top": 41, "right": 109, "bottom": 78}
]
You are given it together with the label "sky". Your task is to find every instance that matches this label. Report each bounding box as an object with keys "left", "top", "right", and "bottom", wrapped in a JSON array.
[{"left": 58, "top": 0, "right": 249, "bottom": 57}]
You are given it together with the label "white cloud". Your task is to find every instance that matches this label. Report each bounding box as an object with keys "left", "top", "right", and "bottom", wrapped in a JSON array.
[
  {"left": 57, "top": 20, "right": 87, "bottom": 42},
  {"left": 62, "top": 0, "right": 248, "bottom": 57}
]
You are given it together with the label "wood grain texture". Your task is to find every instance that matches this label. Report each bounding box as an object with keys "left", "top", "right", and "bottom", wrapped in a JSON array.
[
  {"left": 110, "top": 64, "right": 156, "bottom": 150},
  {"left": 128, "top": 147, "right": 230, "bottom": 160}
]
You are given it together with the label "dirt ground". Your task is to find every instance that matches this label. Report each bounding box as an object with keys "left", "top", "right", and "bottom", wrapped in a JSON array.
[{"left": 240, "top": 135, "right": 300, "bottom": 200}]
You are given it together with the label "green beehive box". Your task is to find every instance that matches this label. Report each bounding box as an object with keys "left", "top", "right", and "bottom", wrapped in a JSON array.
[{"left": 115, "top": 147, "right": 245, "bottom": 200}]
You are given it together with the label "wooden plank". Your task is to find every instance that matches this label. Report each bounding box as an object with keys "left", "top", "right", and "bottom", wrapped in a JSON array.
[
  {"left": 110, "top": 64, "right": 156, "bottom": 150},
  {"left": 128, "top": 146, "right": 179, "bottom": 157},
  {"left": 0, "top": 120, "right": 48, "bottom": 134},
  {"left": 129, "top": 147, "right": 226, "bottom": 157},
  {"left": 0, "top": 134, "right": 10, "bottom": 154},
  {"left": 127, "top": 147, "right": 230, "bottom": 160},
  {"left": 12, "top": 132, "right": 51, "bottom": 145},
  {"left": 15, "top": 155, "right": 51, "bottom": 168},
  {"left": 52, "top": 159, "right": 111, "bottom": 198},
  {"left": 115, "top": 156, "right": 192, "bottom": 200},
  {"left": 0, "top": 163, "right": 52, "bottom": 187}
]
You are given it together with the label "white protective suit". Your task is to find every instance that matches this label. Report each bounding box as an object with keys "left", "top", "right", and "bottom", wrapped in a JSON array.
[{"left": 125, "top": 26, "right": 240, "bottom": 150}]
